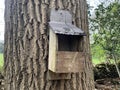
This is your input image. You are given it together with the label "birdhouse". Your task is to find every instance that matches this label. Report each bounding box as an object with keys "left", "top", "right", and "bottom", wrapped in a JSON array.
[{"left": 48, "top": 9, "right": 85, "bottom": 73}]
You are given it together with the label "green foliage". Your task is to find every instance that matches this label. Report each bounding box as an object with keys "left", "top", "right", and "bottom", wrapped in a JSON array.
[
  {"left": 0, "top": 54, "right": 3, "bottom": 72},
  {"left": 90, "top": 1, "right": 120, "bottom": 61},
  {"left": 0, "top": 41, "right": 4, "bottom": 72},
  {"left": 91, "top": 44, "right": 105, "bottom": 64}
]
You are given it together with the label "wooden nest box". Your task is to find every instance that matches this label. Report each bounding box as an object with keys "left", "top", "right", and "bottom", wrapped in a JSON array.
[{"left": 48, "top": 9, "right": 85, "bottom": 73}]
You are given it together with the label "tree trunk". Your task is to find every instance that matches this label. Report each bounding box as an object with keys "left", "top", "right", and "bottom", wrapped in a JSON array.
[
  {"left": 112, "top": 54, "right": 120, "bottom": 78},
  {"left": 4, "top": 0, "right": 94, "bottom": 90}
]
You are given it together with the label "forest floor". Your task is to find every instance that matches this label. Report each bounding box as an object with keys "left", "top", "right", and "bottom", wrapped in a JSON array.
[
  {"left": 0, "top": 73, "right": 4, "bottom": 90},
  {"left": 0, "top": 74, "right": 120, "bottom": 90},
  {"left": 95, "top": 78, "right": 120, "bottom": 90}
]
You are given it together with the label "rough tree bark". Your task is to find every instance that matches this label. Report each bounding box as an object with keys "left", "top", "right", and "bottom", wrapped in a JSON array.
[{"left": 4, "top": 0, "right": 94, "bottom": 90}]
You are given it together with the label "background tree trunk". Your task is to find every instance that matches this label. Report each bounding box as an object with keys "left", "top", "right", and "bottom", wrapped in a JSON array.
[{"left": 4, "top": 0, "right": 94, "bottom": 90}]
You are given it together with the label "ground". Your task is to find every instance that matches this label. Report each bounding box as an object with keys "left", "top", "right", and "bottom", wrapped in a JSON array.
[
  {"left": 0, "top": 73, "right": 4, "bottom": 90},
  {"left": 95, "top": 78, "right": 120, "bottom": 90}
]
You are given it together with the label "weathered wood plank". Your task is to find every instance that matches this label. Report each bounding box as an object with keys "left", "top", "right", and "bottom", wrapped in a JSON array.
[
  {"left": 49, "top": 51, "right": 85, "bottom": 73},
  {"left": 56, "top": 51, "right": 85, "bottom": 73},
  {"left": 48, "top": 51, "right": 84, "bottom": 80},
  {"left": 48, "top": 71, "right": 71, "bottom": 80},
  {"left": 48, "top": 29, "right": 57, "bottom": 72}
]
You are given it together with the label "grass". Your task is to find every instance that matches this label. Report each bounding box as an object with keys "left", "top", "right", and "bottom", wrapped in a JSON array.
[
  {"left": 92, "top": 58, "right": 105, "bottom": 65},
  {"left": 0, "top": 53, "right": 4, "bottom": 72},
  {"left": 92, "top": 57, "right": 116, "bottom": 65}
]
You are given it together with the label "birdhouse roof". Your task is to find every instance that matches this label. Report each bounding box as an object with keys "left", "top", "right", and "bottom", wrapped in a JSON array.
[
  {"left": 49, "top": 22, "right": 85, "bottom": 35},
  {"left": 49, "top": 9, "right": 85, "bottom": 35}
]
